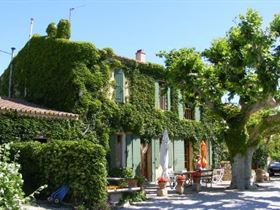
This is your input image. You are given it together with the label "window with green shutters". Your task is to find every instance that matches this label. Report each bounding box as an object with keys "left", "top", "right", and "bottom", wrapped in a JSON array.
[
  {"left": 114, "top": 69, "right": 125, "bottom": 103},
  {"left": 155, "top": 81, "right": 171, "bottom": 111}
]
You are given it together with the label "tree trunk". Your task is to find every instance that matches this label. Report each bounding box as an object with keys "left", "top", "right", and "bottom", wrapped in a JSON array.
[{"left": 230, "top": 146, "right": 255, "bottom": 190}]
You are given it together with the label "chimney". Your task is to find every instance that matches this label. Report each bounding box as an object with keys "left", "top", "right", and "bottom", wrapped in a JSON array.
[{"left": 135, "top": 49, "right": 146, "bottom": 63}]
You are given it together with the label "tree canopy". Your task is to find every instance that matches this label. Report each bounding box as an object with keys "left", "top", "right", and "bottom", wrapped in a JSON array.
[{"left": 159, "top": 9, "right": 280, "bottom": 189}]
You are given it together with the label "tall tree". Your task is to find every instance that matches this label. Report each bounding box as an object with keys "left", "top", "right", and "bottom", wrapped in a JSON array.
[{"left": 159, "top": 9, "right": 280, "bottom": 189}]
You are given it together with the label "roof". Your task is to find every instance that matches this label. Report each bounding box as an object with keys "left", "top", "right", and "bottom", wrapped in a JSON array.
[{"left": 0, "top": 97, "right": 79, "bottom": 120}]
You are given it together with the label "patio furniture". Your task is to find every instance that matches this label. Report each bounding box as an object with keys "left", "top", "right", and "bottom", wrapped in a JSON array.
[
  {"left": 200, "top": 169, "right": 213, "bottom": 187},
  {"left": 212, "top": 168, "right": 224, "bottom": 183}
]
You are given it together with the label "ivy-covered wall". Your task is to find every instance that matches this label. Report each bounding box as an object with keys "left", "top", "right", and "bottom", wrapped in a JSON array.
[
  {"left": 0, "top": 112, "right": 96, "bottom": 145},
  {"left": 0, "top": 33, "right": 215, "bottom": 149}
]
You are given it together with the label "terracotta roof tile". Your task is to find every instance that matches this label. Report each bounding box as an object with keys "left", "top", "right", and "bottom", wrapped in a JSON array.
[{"left": 0, "top": 97, "right": 79, "bottom": 120}]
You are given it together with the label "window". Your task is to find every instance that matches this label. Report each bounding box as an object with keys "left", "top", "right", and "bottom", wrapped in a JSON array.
[
  {"left": 160, "top": 86, "right": 168, "bottom": 110},
  {"left": 155, "top": 81, "right": 170, "bottom": 110},
  {"left": 184, "top": 106, "right": 201, "bottom": 121},
  {"left": 184, "top": 107, "right": 193, "bottom": 120}
]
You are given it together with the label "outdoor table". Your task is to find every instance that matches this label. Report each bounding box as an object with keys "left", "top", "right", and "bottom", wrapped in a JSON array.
[
  {"left": 174, "top": 169, "right": 213, "bottom": 187},
  {"left": 174, "top": 171, "right": 195, "bottom": 186}
]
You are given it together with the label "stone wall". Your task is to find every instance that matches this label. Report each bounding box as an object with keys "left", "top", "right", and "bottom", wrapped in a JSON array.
[{"left": 220, "top": 161, "right": 232, "bottom": 181}]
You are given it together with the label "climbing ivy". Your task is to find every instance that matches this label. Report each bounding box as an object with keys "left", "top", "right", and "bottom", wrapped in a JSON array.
[
  {"left": 0, "top": 112, "right": 96, "bottom": 144},
  {"left": 0, "top": 24, "right": 219, "bottom": 150}
]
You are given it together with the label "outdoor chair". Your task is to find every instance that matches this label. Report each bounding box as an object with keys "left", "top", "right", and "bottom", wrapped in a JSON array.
[
  {"left": 212, "top": 168, "right": 224, "bottom": 183},
  {"left": 168, "top": 171, "right": 176, "bottom": 189},
  {"left": 200, "top": 170, "right": 213, "bottom": 187}
]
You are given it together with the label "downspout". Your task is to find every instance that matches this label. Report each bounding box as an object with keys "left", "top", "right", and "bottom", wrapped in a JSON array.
[{"left": 8, "top": 47, "right": 16, "bottom": 98}]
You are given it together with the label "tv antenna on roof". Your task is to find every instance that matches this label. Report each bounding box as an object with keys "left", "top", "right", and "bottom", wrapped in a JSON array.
[
  {"left": 29, "top": 18, "right": 34, "bottom": 39},
  {"left": 69, "top": 5, "right": 86, "bottom": 23}
]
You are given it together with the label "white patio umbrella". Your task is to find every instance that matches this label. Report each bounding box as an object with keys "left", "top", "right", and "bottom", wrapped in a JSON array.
[{"left": 160, "top": 129, "right": 169, "bottom": 179}]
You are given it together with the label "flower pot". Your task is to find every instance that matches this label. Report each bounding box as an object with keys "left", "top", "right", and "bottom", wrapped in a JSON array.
[
  {"left": 193, "top": 177, "right": 200, "bottom": 183},
  {"left": 126, "top": 178, "right": 138, "bottom": 187},
  {"left": 176, "top": 179, "right": 185, "bottom": 186},
  {"left": 158, "top": 181, "right": 167, "bottom": 189}
]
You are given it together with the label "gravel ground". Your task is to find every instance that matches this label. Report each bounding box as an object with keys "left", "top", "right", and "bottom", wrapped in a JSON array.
[
  {"left": 22, "top": 201, "right": 73, "bottom": 210},
  {"left": 124, "top": 178, "right": 280, "bottom": 210},
  {"left": 22, "top": 177, "right": 280, "bottom": 210}
]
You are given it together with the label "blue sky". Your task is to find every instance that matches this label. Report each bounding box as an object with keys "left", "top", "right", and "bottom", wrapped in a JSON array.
[{"left": 0, "top": 0, "right": 280, "bottom": 75}]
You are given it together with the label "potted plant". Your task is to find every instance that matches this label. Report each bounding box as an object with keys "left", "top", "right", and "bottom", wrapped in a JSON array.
[
  {"left": 176, "top": 175, "right": 186, "bottom": 186},
  {"left": 157, "top": 176, "right": 168, "bottom": 189},
  {"left": 192, "top": 171, "right": 201, "bottom": 192},
  {"left": 192, "top": 171, "right": 201, "bottom": 183},
  {"left": 135, "top": 175, "right": 145, "bottom": 188}
]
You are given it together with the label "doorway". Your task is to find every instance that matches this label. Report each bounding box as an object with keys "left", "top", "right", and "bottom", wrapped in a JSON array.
[
  {"left": 184, "top": 140, "right": 193, "bottom": 171},
  {"left": 140, "top": 139, "right": 151, "bottom": 181}
]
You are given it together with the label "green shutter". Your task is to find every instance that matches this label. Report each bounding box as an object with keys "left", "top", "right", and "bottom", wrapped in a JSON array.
[
  {"left": 126, "top": 134, "right": 141, "bottom": 176},
  {"left": 109, "top": 135, "right": 117, "bottom": 169},
  {"left": 173, "top": 139, "right": 185, "bottom": 171},
  {"left": 194, "top": 106, "right": 201, "bottom": 122},
  {"left": 155, "top": 82, "right": 160, "bottom": 109},
  {"left": 151, "top": 138, "right": 160, "bottom": 181},
  {"left": 132, "top": 135, "right": 141, "bottom": 176},
  {"left": 167, "top": 87, "right": 171, "bottom": 111},
  {"left": 168, "top": 139, "right": 173, "bottom": 168},
  {"left": 115, "top": 70, "right": 125, "bottom": 103},
  {"left": 178, "top": 90, "right": 184, "bottom": 119},
  {"left": 126, "top": 134, "right": 133, "bottom": 169}
]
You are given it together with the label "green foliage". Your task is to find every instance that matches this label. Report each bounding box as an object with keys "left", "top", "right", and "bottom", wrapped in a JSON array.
[
  {"left": 11, "top": 140, "right": 107, "bottom": 207},
  {"left": 0, "top": 143, "right": 25, "bottom": 209},
  {"left": 56, "top": 19, "right": 71, "bottom": 39},
  {"left": 119, "top": 191, "right": 147, "bottom": 205},
  {"left": 0, "top": 32, "right": 215, "bottom": 150},
  {"left": 135, "top": 175, "right": 145, "bottom": 186},
  {"left": 252, "top": 143, "right": 269, "bottom": 169},
  {"left": 109, "top": 167, "right": 133, "bottom": 178},
  {"left": 0, "top": 112, "right": 95, "bottom": 144},
  {"left": 160, "top": 9, "right": 280, "bottom": 159},
  {"left": 46, "top": 22, "right": 57, "bottom": 38},
  {"left": 270, "top": 14, "right": 280, "bottom": 36},
  {"left": 267, "top": 135, "right": 280, "bottom": 160}
]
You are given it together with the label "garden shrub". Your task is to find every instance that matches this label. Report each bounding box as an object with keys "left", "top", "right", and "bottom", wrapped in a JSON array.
[
  {"left": 109, "top": 167, "right": 133, "bottom": 178},
  {"left": 119, "top": 191, "right": 147, "bottom": 205},
  {"left": 10, "top": 141, "right": 44, "bottom": 195},
  {"left": 0, "top": 143, "right": 25, "bottom": 209},
  {"left": 11, "top": 140, "right": 107, "bottom": 207},
  {"left": 252, "top": 144, "right": 269, "bottom": 169}
]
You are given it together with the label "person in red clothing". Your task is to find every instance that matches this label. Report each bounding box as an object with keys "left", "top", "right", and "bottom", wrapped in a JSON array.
[
  {"left": 195, "top": 155, "right": 202, "bottom": 171},
  {"left": 193, "top": 155, "right": 202, "bottom": 190}
]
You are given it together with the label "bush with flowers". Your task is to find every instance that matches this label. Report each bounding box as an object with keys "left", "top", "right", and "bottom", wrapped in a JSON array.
[{"left": 0, "top": 143, "right": 25, "bottom": 209}]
